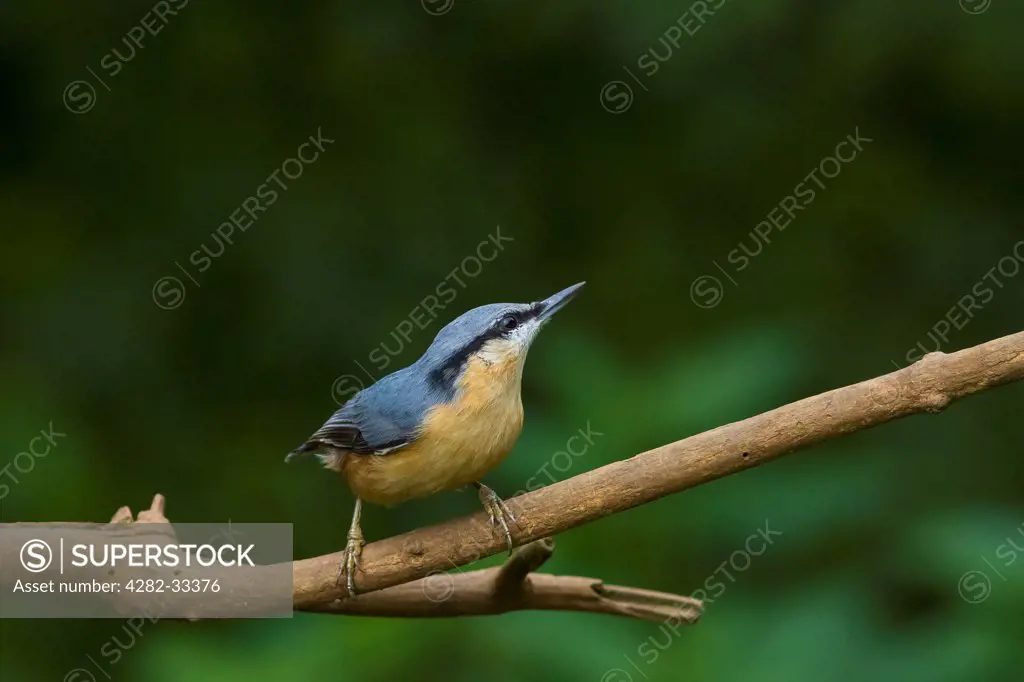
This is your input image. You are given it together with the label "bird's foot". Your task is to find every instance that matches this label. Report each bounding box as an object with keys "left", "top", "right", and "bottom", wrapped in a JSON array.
[
  {"left": 336, "top": 529, "right": 364, "bottom": 598},
  {"left": 476, "top": 483, "right": 518, "bottom": 554}
]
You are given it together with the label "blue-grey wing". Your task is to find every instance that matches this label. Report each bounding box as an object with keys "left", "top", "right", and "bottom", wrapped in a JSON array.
[
  {"left": 290, "top": 367, "right": 434, "bottom": 457},
  {"left": 310, "top": 396, "right": 415, "bottom": 454}
]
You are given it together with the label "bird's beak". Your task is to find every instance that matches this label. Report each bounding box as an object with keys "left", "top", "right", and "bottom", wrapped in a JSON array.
[{"left": 536, "top": 281, "right": 585, "bottom": 323}]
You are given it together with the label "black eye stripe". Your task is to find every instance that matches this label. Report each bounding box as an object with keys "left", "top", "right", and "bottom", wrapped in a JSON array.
[
  {"left": 429, "top": 304, "right": 544, "bottom": 392},
  {"left": 506, "top": 304, "right": 542, "bottom": 327}
]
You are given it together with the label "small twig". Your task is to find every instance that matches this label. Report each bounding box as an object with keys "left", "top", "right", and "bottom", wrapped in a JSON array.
[
  {"left": 305, "top": 572, "right": 702, "bottom": 622},
  {"left": 493, "top": 537, "right": 555, "bottom": 596},
  {"left": 590, "top": 584, "right": 702, "bottom": 622}
]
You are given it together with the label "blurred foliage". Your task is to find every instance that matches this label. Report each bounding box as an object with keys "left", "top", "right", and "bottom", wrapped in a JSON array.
[{"left": 2, "top": 0, "right": 1024, "bottom": 680}]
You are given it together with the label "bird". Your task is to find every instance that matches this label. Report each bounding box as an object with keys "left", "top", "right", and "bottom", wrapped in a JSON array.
[{"left": 286, "top": 281, "right": 585, "bottom": 596}]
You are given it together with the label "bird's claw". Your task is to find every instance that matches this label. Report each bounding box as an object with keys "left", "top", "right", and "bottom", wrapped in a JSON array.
[
  {"left": 336, "top": 531, "right": 364, "bottom": 598},
  {"left": 477, "top": 484, "right": 518, "bottom": 554}
]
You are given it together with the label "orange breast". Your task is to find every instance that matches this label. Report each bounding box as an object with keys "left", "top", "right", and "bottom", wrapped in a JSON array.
[{"left": 342, "top": 352, "right": 525, "bottom": 506}]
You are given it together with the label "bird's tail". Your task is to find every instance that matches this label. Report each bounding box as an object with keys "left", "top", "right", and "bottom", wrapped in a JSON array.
[
  {"left": 284, "top": 441, "right": 318, "bottom": 463},
  {"left": 285, "top": 441, "right": 345, "bottom": 472}
]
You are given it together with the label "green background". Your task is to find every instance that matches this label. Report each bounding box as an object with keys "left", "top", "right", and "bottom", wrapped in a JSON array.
[{"left": 2, "top": 1, "right": 1023, "bottom": 680}]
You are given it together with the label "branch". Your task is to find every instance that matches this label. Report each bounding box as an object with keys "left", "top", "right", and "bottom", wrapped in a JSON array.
[
  {"left": 291, "top": 330, "right": 1024, "bottom": 605},
  {"left": 0, "top": 495, "right": 702, "bottom": 623}
]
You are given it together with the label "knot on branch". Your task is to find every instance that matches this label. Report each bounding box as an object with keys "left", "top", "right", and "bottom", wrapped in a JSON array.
[{"left": 921, "top": 392, "right": 952, "bottom": 413}]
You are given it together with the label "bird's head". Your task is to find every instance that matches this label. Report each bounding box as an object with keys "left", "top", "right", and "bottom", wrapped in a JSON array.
[{"left": 421, "top": 282, "right": 585, "bottom": 391}]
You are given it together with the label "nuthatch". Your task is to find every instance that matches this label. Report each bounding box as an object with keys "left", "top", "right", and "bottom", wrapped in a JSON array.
[{"left": 287, "top": 282, "right": 585, "bottom": 595}]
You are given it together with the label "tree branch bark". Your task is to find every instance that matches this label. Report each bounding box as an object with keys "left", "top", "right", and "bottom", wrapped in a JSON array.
[{"left": 292, "top": 331, "right": 1024, "bottom": 606}]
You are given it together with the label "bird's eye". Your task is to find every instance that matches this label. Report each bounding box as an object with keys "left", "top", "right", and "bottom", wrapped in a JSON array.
[{"left": 498, "top": 314, "right": 519, "bottom": 332}]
